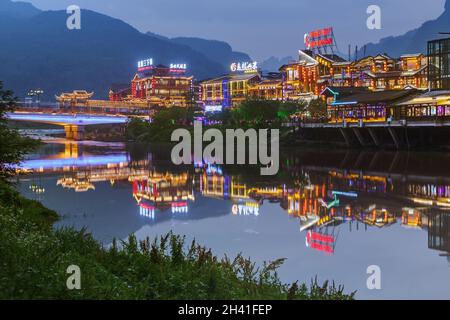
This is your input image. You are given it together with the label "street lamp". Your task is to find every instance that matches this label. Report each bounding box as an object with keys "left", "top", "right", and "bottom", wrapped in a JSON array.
[{"left": 27, "top": 89, "right": 44, "bottom": 105}]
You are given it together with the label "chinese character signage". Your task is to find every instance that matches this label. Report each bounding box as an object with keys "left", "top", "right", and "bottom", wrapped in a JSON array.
[
  {"left": 170, "top": 63, "right": 187, "bottom": 70},
  {"left": 304, "top": 27, "right": 334, "bottom": 50},
  {"left": 137, "top": 58, "right": 153, "bottom": 71},
  {"left": 230, "top": 61, "right": 258, "bottom": 73}
]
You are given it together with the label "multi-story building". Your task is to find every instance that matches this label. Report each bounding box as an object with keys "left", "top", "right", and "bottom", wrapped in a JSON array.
[
  {"left": 109, "top": 63, "right": 194, "bottom": 108},
  {"left": 278, "top": 51, "right": 429, "bottom": 102},
  {"left": 248, "top": 73, "right": 283, "bottom": 100},
  {"left": 200, "top": 72, "right": 261, "bottom": 109},
  {"left": 361, "top": 54, "right": 428, "bottom": 90},
  {"left": 279, "top": 50, "right": 319, "bottom": 101},
  {"left": 428, "top": 37, "right": 450, "bottom": 90},
  {"left": 131, "top": 65, "right": 194, "bottom": 107}
]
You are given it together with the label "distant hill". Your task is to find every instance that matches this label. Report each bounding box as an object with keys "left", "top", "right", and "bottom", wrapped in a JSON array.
[
  {"left": 146, "top": 33, "right": 252, "bottom": 71},
  {"left": 260, "top": 56, "right": 295, "bottom": 72},
  {"left": 361, "top": 0, "right": 450, "bottom": 57},
  {"left": 170, "top": 37, "right": 251, "bottom": 69},
  {"left": 0, "top": 0, "right": 39, "bottom": 19},
  {"left": 0, "top": 0, "right": 249, "bottom": 100}
]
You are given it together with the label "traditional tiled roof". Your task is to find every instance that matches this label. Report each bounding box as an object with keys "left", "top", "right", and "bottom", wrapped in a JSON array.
[
  {"left": 400, "top": 53, "right": 423, "bottom": 58},
  {"left": 317, "top": 54, "right": 348, "bottom": 63},
  {"left": 321, "top": 86, "right": 369, "bottom": 98},
  {"left": 396, "top": 91, "right": 450, "bottom": 106},
  {"left": 332, "top": 89, "right": 421, "bottom": 105},
  {"left": 201, "top": 73, "right": 260, "bottom": 84},
  {"left": 110, "top": 83, "right": 130, "bottom": 93}
]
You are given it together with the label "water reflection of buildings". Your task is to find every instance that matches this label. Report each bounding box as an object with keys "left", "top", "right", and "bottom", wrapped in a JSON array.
[
  {"left": 132, "top": 172, "right": 195, "bottom": 219},
  {"left": 199, "top": 164, "right": 450, "bottom": 257},
  {"left": 21, "top": 148, "right": 450, "bottom": 259},
  {"left": 428, "top": 211, "right": 450, "bottom": 257},
  {"left": 199, "top": 165, "right": 287, "bottom": 217}
]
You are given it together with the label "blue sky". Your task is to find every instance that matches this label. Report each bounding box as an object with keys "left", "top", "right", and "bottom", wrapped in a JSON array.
[{"left": 26, "top": 0, "right": 446, "bottom": 60}]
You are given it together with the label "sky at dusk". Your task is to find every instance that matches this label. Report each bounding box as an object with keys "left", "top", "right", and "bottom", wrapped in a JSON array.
[{"left": 26, "top": 0, "right": 446, "bottom": 60}]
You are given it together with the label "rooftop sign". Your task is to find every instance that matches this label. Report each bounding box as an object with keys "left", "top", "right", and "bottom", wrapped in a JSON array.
[
  {"left": 230, "top": 61, "right": 258, "bottom": 73},
  {"left": 137, "top": 58, "right": 153, "bottom": 71},
  {"left": 169, "top": 63, "right": 187, "bottom": 73},
  {"left": 304, "top": 27, "right": 334, "bottom": 50}
]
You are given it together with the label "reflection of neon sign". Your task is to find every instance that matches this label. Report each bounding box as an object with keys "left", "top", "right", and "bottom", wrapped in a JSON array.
[
  {"left": 139, "top": 203, "right": 155, "bottom": 219},
  {"left": 137, "top": 58, "right": 153, "bottom": 71},
  {"left": 206, "top": 164, "right": 223, "bottom": 176},
  {"left": 304, "top": 27, "right": 333, "bottom": 50},
  {"left": 172, "top": 202, "right": 188, "bottom": 213},
  {"left": 232, "top": 202, "right": 259, "bottom": 216},
  {"left": 319, "top": 194, "right": 340, "bottom": 209},
  {"left": 306, "top": 231, "right": 334, "bottom": 254},
  {"left": 230, "top": 61, "right": 258, "bottom": 73},
  {"left": 332, "top": 191, "right": 358, "bottom": 198}
]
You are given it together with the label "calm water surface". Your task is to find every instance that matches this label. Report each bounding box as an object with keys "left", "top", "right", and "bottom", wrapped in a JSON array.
[{"left": 16, "top": 134, "right": 450, "bottom": 299}]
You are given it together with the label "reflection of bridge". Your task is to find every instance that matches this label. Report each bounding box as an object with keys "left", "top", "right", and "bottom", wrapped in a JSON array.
[{"left": 7, "top": 112, "right": 128, "bottom": 140}]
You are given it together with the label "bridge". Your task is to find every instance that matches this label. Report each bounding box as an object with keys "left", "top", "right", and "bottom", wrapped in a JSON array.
[{"left": 7, "top": 112, "right": 129, "bottom": 140}]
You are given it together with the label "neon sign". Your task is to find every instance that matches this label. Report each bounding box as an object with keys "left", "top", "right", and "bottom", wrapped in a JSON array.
[
  {"left": 137, "top": 58, "right": 153, "bottom": 71},
  {"left": 230, "top": 61, "right": 258, "bottom": 73},
  {"left": 170, "top": 63, "right": 187, "bottom": 70},
  {"left": 304, "top": 27, "right": 333, "bottom": 50},
  {"left": 204, "top": 105, "right": 223, "bottom": 113}
]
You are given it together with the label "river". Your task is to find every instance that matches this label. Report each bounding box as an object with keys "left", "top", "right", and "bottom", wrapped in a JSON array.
[{"left": 15, "top": 132, "right": 450, "bottom": 299}]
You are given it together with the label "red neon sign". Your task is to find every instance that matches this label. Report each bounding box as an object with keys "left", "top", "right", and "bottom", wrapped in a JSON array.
[
  {"left": 308, "top": 27, "right": 332, "bottom": 39},
  {"left": 306, "top": 231, "right": 334, "bottom": 244},
  {"left": 306, "top": 231, "right": 335, "bottom": 254},
  {"left": 304, "top": 27, "right": 334, "bottom": 50}
]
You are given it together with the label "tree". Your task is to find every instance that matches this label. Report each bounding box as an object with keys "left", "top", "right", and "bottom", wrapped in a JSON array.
[
  {"left": 183, "top": 90, "right": 197, "bottom": 109},
  {"left": 0, "top": 81, "right": 39, "bottom": 180},
  {"left": 277, "top": 101, "right": 303, "bottom": 121},
  {"left": 237, "top": 98, "right": 280, "bottom": 126},
  {"left": 125, "top": 117, "right": 151, "bottom": 141},
  {"left": 307, "top": 98, "right": 328, "bottom": 120}
]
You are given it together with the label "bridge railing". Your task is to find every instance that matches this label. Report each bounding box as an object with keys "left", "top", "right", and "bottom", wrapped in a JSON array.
[{"left": 14, "top": 101, "right": 159, "bottom": 116}]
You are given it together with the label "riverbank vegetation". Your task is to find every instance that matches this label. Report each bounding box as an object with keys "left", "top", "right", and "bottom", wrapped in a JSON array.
[
  {"left": 0, "top": 185, "right": 354, "bottom": 299},
  {"left": 1, "top": 84, "right": 354, "bottom": 299},
  {"left": 125, "top": 98, "right": 327, "bottom": 144}
]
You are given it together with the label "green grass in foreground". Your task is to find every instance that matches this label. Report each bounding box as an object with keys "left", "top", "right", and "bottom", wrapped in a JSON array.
[{"left": 0, "top": 182, "right": 355, "bottom": 300}]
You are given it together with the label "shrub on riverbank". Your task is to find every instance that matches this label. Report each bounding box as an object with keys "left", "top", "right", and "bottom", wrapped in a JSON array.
[
  {"left": 125, "top": 107, "right": 194, "bottom": 143},
  {"left": 125, "top": 99, "right": 305, "bottom": 144},
  {"left": 0, "top": 182, "right": 355, "bottom": 300}
]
